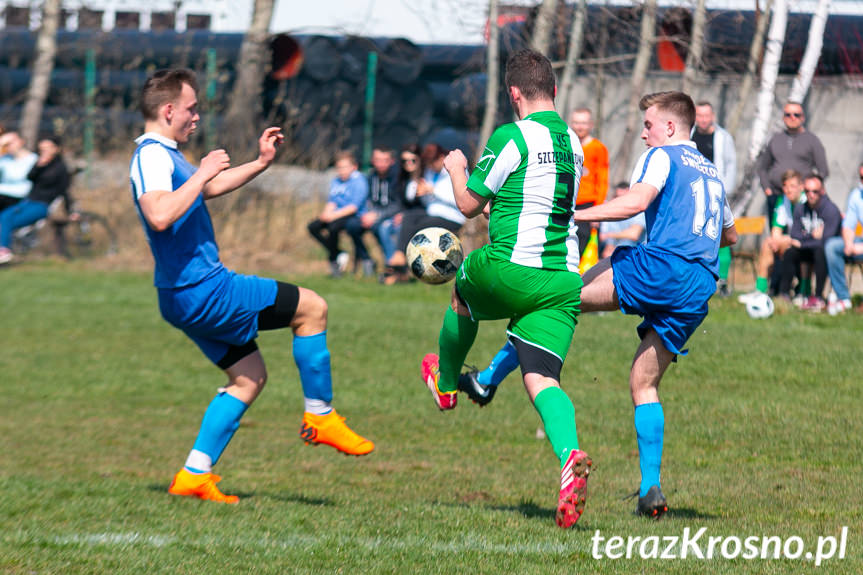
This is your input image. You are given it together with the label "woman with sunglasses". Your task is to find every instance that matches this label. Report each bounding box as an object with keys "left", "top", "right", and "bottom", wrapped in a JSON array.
[{"left": 381, "top": 143, "right": 465, "bottom": 284}]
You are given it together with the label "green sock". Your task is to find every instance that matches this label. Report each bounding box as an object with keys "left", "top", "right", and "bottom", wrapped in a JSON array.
[
  {"left": 718, "top": 246, "right": 731, "bottom": 281},
  {"left": 533, "top": 386, "right": 579, "bottom": 466},
  {"left": 756, "top": 276, "right": 768, "bottom": 293},
  {"left": 800, "top": 278, "right": 811, "bottom": 296},
  {"left": 437, "top": 307, "right": 478, "bottom": 392}
]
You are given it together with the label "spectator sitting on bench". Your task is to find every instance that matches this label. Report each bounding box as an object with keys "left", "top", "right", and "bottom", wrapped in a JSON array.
[
  {"left": 0, "top": 135, "right": 76, "bottom": 265},
  {"left": 825, "top": 162, "right": 863, "bottom": 315}
]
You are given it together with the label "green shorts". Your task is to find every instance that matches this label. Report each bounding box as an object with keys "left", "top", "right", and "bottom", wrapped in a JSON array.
[{"left": 456, "top": 246, "right": 582, "bottom": 361}]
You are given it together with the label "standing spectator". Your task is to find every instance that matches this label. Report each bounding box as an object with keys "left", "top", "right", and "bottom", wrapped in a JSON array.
[
  {"left": 779, "top": 174, "right": 842, "bottom": 311},
  {"left": 692, "top": 101, "right": 737, "bottom": 296},
  {"left": 598, "top": 182, "right": 645, "bottom": 258},
  {"left": 307, "top": 151, "right": 369, "bottom": 277},
  {"left": 825, "top": 163, "right": 863, "bottom": 315},
  {"left": 757, "top": 101, "right": 828, "bottom": 220},
  {"left": 346, "top": 146, "right": 400, "bottom": 276},
  {"left": 0, "top": 136, "right": 75, "bottom": 264},
  {"left": 0, "top": 131, "right": 38, "bottom": 212},
  {"left": 570, "top": 108, "right": 609, "bottom": 255}
]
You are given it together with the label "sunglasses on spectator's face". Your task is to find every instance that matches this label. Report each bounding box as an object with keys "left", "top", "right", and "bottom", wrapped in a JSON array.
[
  {"left": 784, "top": 112, "right": 803, "bottom": 118},
  {"left": 804, "top": 187, "right": 820, "bottom": 194},
  {"left": 401, "top": 157, "right": 418, "bottom": 164}
]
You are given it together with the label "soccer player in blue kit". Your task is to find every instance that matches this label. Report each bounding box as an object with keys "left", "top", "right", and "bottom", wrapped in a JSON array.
[
  {"left": 463, "top": 91, "right": 738, "bottom": 518},
  {"left": 130, "top": 69, "right": 373, "bottom": 504}
]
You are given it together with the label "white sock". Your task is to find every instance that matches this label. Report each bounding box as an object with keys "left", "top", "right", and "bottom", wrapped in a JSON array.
[{"left": 304, "top": 397, "right": 333, "bottom": 415}]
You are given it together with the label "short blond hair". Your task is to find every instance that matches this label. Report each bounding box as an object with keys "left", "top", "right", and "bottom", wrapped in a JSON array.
[{"left": 639, "top": 91, "right": 695, "bottom": 130}]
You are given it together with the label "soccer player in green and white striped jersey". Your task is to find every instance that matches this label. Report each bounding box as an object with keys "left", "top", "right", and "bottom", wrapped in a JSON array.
[{"left": 420, "top": 49, "right": 592, "bottom": 529}]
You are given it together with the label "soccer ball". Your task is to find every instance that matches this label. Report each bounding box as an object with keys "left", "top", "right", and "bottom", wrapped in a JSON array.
[
  {"left": 406, "top": 227, "right": 464, "bottom": 284},
  {"left": 745, "top": 292, "right": 774, "bottom": 319}
]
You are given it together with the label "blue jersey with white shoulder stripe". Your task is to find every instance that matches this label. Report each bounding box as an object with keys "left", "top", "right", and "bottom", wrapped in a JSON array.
[
  {"left": 630, "top": 141, "right": 734, "bottom": 277},
  {"left": 130, "top": 134, "right": 224, "bottom": 288}
]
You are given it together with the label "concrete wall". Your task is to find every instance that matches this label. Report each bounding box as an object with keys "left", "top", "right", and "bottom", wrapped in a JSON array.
[{"left": 564, "top": 72, "right": 863, "bottom": 214}]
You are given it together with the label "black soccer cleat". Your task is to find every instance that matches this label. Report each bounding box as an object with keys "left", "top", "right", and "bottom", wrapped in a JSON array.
[
  {"left": 635, "top": 485, "right": 668, "bottom": 519},
  {"left": 457, "top": 369, "right": 497, "bottom": 406}
]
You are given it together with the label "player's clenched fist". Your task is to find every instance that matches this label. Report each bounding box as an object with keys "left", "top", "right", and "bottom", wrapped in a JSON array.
[
  {"left": 443, "top": 149, "right": 467, "bottom": 173},
  {"left": 199, "top": 149, "right": 230, "bottom": 180}
]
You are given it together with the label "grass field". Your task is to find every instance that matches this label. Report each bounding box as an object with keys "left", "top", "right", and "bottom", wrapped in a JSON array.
[{"left": 1, "top": 263, "right": 860, "bottom": 574}]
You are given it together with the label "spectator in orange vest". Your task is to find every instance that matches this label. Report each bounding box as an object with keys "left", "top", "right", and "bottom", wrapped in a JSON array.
[{"left": 570, "top": 108, "right": 609, "bottom": 256}]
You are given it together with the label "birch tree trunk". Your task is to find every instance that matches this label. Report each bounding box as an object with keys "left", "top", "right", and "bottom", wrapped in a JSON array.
[
  {"left": 557, "top": 0, "right": 588, "bottom": 120},
  {"left": 789, "top": 0, "right": 830, "bottom": 102},
  {"left": 727, "top": 0, "right": 772, "bottom": 138},
  {"left": 530, "top": 0, "right": 558, "bottom": 57},
  {"left": 476, "top": 0, "right": 500, "bottom": 164},
  {"left": 20, "top": 0, "right": 61, "bottom": 148},
  {"left": 681, "top": 0, "right": 707, "bottom": 95},
  {"left": 732, "top": 0, "right": 788, "bottom": 212},
  {"left": 612, "top": 0, "right": 656, "bottom": 185},
  {"left": 224, "top": 0, "right": 275, "bottom": 157}
]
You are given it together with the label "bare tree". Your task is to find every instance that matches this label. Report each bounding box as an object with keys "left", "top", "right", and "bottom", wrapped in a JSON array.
[
  {"left": 789, "top": 0, "right": 831, "bottom": 102},
  {"left": 20, "top": 0, "right": 61, "bottom": 148},
  {"left": 733, "top": 0, "right": 788, "bottom": 212},
  {"left": 530, "top": 0, "right": 558, "bottom": 56},
  {"left": 476, "top": 0, "right": 500, "bottom": 164},
  {"left": 681, "top": 0, "right": 707, "bottom": 95},
  {"left": 224, "top": 0, "right": 275, "bottom": 157},
  {"left": 612, "top": 0, "right": 657, "bottom": 185},
  {"left": 557, "top": 0, "right": 588, "bottom": 120},
  {"left": 727, "top": 0, "right": 773, "bottom": 138}
]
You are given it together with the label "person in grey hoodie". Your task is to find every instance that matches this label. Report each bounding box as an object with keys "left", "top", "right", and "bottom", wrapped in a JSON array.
[{"left": 757, "top": 101, "right": 829, "bottom": 219}]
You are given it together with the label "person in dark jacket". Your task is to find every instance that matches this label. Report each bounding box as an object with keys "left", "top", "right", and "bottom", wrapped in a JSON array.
[
  {"left": 778, "top": 174, "right": 842, "bottom": 310},
  {"left": 0, "top": 136, "right": 76, "bottom": 264},
  {"left": 346, "top": 146, "right": 401, "bottom": 276}
]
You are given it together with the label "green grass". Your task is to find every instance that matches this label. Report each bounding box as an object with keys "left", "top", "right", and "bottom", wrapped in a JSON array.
[{"left": 1, "top": 263, "right": 860, "bottom": 574}]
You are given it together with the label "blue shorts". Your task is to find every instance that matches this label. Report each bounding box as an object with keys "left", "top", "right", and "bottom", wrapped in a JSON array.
[
  {"left": 611, "top": 245, "right": 715, "bottom": 355},
  {"left": 158, "top": 270, "right": 278, "bottom": 365}
]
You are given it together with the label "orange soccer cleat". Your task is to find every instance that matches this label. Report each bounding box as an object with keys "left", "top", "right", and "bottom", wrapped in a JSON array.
[
  {"left": 300, "top": 410, "right": 375, "bottom": 456},
  {"left": 168, "top": 468, "right": 239, "bottom": 504}
]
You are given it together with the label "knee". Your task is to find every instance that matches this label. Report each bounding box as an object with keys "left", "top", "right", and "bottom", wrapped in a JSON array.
[{"left": 296, "top": 289, "right": 328, "bottom": 330}]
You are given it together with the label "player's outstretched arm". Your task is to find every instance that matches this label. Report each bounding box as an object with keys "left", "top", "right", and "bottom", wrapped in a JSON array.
[
  {"left": 203, "top": 127, "right": 284, "bottom": 199},
  {"left": 139, "top": 149, "right": 230, "bottom": 231},
  {"left": 573, "top": 182, "right": 657, "bottom": 223},
  {"left": 444, "top": 149, "right": 487, "bottom": 218}
]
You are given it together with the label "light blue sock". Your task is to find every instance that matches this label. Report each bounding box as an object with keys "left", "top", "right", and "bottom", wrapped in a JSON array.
[
  {"left": 293, "top": 331, "right": 333, "bottom": 414},
  {"left": 185, "top": 392, "right": 249, "bottom": 473},
  {"left": 634, "top": 402, "right": 664, "bottom": 497},
  {"left": 477, "top": 340, "right": 519, "bottom": 387}
]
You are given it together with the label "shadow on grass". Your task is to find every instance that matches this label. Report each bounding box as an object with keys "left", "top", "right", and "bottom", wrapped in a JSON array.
[
  {"left": 147, "top": 483, "right": 334, "bottom": 506},
  {"left": 662, "top": 506, "right": 717, "bottom": 520}
]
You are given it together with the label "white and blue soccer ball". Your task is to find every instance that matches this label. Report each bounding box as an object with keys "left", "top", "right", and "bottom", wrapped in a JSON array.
[
  {"left": 745, "top": 292, "right": 774, "bottom": 319},
  {"left": 406, "top": 227, "right": 464, "bottom": 284}
]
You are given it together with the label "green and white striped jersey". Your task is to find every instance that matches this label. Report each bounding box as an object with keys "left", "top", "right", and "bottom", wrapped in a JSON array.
[{"left": 467, "top": 111, "right": 584, "bottom": 271}]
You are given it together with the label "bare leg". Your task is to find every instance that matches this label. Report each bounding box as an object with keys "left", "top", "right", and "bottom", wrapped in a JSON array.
[
  {"left": 580, "top": 257, "right": 619, "bottom": 313},
  {"left": 629, "top": 329, "right": 674, "bottom": 406}
]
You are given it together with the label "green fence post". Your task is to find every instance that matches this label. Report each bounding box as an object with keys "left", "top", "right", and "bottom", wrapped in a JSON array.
[
  {"left": 205, "top": 48, "right": 217, "bottom": 151},
  {"left": 83, "top": 48, "right": 96, "bottom": 187},
  {"left": 362, "top": 51, "right": 378, "bottom": 171}
]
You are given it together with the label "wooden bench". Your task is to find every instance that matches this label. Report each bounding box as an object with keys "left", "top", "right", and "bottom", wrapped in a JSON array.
[{"left": 729, "top": 215, "right": 767, "bottom": 290}]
